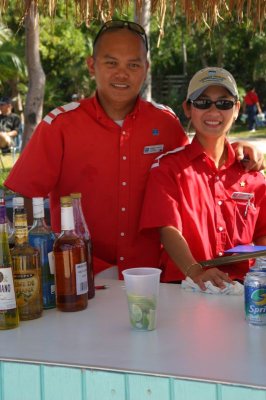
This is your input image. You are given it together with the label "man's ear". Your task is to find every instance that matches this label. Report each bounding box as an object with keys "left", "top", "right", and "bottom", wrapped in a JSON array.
[
  {"left": 87, "top": 56, "right": 95, "bottom": 77},
  {"left": 182, "top": 100, "right": 191, "bottom": 119}
]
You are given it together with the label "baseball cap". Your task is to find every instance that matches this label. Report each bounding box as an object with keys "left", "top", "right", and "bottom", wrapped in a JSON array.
[
  {"left": 186, "top": 67, "right": 239, "bottom": 101},
  {"left": 0, "top": 96, "right": 12, "bottom": 105}
]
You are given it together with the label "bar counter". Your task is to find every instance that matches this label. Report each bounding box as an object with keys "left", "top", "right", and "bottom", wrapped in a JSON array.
[{"left": 0, "top": 278, "right": 265, "bottom": 400}]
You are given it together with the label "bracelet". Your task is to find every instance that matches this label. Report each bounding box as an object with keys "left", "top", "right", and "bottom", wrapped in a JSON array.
[{"left": 185, "top": 262, "right": 202, "bottom": 277}]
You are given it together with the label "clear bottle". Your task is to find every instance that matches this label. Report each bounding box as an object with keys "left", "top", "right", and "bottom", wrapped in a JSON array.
[
  {"left": 8, "top": 196, "right": 24, "bottom": 250},
  {"left": 28, "top": 198, "right": 56, "bottom": 309},
  {"left": 71, "top": 192, "right": 95, "bottom": 299},
  {"left": 0, "top": 189, "right": 13, "bottom": 239},
  {"left": 11, "top": 206, "right": 43, "bottom": 320},
  {"left": 0, "top": 204, "right": 19, "bottom": 329},
  {"left": 53, "top": 196, "right": 88, "bottom": 312}
]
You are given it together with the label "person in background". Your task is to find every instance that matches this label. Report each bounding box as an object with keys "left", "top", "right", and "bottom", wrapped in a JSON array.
[
  {"left": 4, "top": 21, "right": 265, "bottom": 279},
  {"left": 243, "top": 85, "right": 262, "bottom": 132},
  {"left": 140, "top": 67, "right": 266, "bottom": 289},
  {"left": 0, "top": 97, "right": 21, "bottom": 153}
]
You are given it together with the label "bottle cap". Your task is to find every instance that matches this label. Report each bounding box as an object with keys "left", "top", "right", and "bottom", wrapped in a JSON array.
[
  {"left": 70, "top": 192, "right": 81, "bottom": 199},
  {"left": 60, "top": 196, "right": 72, "bottom": 206},
  {"left": 32, "top": 197, "right": 44, "bottom": 218},
  {"left": 32, "top": 197, "right": 44, "bottom": 206},
  {"left": 12, "top": 197, "right": 24, "bottom": 207}
]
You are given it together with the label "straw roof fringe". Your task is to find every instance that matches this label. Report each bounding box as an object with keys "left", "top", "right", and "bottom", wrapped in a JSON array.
[{"left": 0, "top": 0, "right": 265, "bottom": 31}]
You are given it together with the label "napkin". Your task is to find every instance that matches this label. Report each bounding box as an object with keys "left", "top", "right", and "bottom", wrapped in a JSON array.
[{"left": 181, "top": 277, "right": 244, "bottom": 295}]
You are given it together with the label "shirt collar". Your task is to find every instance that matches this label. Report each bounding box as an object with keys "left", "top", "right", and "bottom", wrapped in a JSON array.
[
  {"left": 93, "top": 92, "right": 141, "bottom": 122},
  {"left": 187, "top": 135, "right": 236, "bottom": 168}
]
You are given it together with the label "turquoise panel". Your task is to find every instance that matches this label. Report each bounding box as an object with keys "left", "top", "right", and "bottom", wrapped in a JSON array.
[
  {"left": 173, "top": 379, "right": 217, "bottom": 400},
  {"left": 127, "top": 374, "right": 170, "bottom": 400},
  {"left": 221, "top": 385, "right": 266, "bottom": 400},
  {"left": 1, "top": 362, "right": 41, "bottom": 400},
  {"left": 85, "top": 370, "right": 125, "bottom": 400},
  {"left": 42, "top": 365, "right": 82, "bottom": 400}
]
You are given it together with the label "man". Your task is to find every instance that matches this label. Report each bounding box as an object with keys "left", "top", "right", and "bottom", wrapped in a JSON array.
[
  {"left": 4, "top": 20, "right": 265, "bottom": 279},
  {"left": 0, "top": 97, "right": 21, "bottom": 153},
  {"left": 243, "top": 86, "right": 262, "bottom": 132}
]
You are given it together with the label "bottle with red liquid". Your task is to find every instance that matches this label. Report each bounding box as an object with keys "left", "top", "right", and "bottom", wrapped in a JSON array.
[
  {"left": 53, "top": 196, "right": 88, "bottom": 312},
  {"left": 71, "top": 192, "right": 95, "bottom": 299}
]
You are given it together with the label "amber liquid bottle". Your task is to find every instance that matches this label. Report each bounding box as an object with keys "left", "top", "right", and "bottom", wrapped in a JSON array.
[
  {"left": 11, "top": 207, "right": 43, "bottom": 320},
  {"left": 0, "top": 204, "right": 20, "bottom": 329},
  {"left": 53, "top": 196, "right": 88, "bottom": 312},
  {"left": 8, "top": 196, "right": 24, "bottom": 250},
  {"left": 71, "top": 193, "right": 95, "bottom": 299}
]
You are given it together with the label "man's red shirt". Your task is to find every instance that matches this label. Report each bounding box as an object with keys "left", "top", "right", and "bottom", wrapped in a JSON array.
[{"left": 5, "top": 95, "right": 188, "bottom": 276}]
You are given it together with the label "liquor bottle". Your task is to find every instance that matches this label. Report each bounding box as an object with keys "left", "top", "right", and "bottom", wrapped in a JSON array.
[
  {"left": 53, "top": 196, "right": 88, "bottom": 312},
  {"left": 28, "top": 198, "right": 56, "bottom": 309},
  {"left": 0, "top": 204, "right": 19, "bottom": 329},
  {"left": 11, "top": 206, "right": 43, "bottom": 320},
  {"left": 8, "top": 196, "right": 24, "bottom": 250},
  {"left": 0, "top": 190, "right": 13, "bottom": 239},
  {"left": 71, "top": 192, "right": 95, "bottom": 299}
]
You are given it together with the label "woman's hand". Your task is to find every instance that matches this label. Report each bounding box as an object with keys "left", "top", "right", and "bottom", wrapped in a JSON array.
[{"left": 189, "top": 267, "right": 234, "bottom": 291}]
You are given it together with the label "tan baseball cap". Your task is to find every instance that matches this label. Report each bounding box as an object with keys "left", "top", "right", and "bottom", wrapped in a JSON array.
[{"left": 186, "top": 67, "right": 239, "bottom": 101}]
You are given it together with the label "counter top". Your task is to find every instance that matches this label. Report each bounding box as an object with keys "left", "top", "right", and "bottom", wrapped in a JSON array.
[{"left": 0, "top": 279, "right": 265, "bottom": 389}]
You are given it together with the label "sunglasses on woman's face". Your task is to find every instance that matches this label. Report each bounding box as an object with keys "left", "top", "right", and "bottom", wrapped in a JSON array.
[
  {"left": 93, "top": 20, "right": 148, "bottom": 51},
  {"left": 188, "top": 98, "right": 237, "bottom": 110}
]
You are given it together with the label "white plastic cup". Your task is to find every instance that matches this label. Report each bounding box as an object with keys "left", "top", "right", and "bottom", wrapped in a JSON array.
[{"left": 122, "top": 268, "right": 161, "bottom": 331}]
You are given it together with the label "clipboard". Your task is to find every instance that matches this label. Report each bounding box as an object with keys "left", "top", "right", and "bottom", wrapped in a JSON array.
[{"left": 200, "top": 246, "right": 266, "bottom": 268}]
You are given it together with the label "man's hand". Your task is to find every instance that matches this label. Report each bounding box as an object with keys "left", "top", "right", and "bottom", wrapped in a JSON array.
[
  {"left": 232, "top": 140, "right": 265, "bottom": 171},
  {"left": 189, "top": 267, "right": 234, "bottom": 291}
]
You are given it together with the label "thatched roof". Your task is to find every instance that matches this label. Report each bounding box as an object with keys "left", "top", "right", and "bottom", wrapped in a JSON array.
[{"left": 1, "top": 0, "right": 266, "bottom": 31}]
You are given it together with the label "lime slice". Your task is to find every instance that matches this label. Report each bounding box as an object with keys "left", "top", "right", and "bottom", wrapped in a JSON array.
[{"left": 130, "top": 304, "right": 143, "bottom": 322}]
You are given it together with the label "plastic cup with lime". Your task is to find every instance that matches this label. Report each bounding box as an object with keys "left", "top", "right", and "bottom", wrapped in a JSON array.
[{"left": 122, "top": 268, "right": 161, "bottom": 331}]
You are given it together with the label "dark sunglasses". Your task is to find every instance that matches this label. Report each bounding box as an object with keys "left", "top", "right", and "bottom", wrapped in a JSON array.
[
  {"left": 93, "top": 20, "right": 148, "bottom": 51},
  {"left": 188, "top": 98, "right": 237, "bottom": 110}
]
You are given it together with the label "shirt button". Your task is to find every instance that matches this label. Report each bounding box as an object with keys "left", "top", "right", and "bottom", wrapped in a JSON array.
[
  {"left": 218, "top": 252, "right": 223, "bottom": 256},
  {"left": 120, "top": 232, "right": 125, "bottom": 236},
  {"left": 122, "top": 156, "right": 127, "bottom": 160},
  {"left": 218, "top": 200, "right": 223, "bottom": 206},
  {"left": 122, "top": 131, "right": 126, "bottom": 135},
  {"left": 218, "top": 226, "right": 224, "bottom": 232},
  {"left": 121, "top": 207, "right": 126, "bottom": 212},
  {"left": 215, "top": 176, "right": 220, "bottom": 181},
  {"left": 122, "top": 181, "right": 127, "bottom": 186},
  {"left": 120, "top": 256, "right": 124, "bottom": 261}
]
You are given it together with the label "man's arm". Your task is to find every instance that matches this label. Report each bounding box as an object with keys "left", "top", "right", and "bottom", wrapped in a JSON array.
[{"left": 231, "top": 141, "right": 265, "bottom": 171}]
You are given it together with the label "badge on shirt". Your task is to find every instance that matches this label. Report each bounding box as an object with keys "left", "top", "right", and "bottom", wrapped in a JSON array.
[
  {"left": 143, "top": 144, "right": 164, "bottom": 154},
  {"left": 231, "top": 192, "right": 254, "bottom": 201}
]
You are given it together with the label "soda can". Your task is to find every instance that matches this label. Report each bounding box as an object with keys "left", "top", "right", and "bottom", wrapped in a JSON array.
[{"left": 244, "top": 272, "right": 266, "bottom": 325}]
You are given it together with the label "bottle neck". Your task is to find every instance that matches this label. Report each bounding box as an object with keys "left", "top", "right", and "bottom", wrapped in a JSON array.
[
  {"left": 0, "top": 206, "right": 12, "bottom": 266},
  {"left": 14, "top": 212, "right": 29, "bottom": 245},
  {"left": 72, "top": 198, "right": 90, "bottom": 238},
  {"left": 61, "top": 205, "right": 75, "bottom": 232}
]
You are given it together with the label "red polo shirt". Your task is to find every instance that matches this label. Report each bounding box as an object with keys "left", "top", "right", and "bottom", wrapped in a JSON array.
[
  {"left": 244, "top": 91, "right": 259, "bottom": 106},
  {"left": 5, "top": 95, "right": 188, "bottom": 276},
  {"left": 140, "top": 137, "right": 266, "bottom": 281}
]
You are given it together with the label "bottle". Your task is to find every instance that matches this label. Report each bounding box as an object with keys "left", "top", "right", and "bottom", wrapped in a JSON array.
[
  {"left": 53, "top": 196, "right": 88, "bottom": 312},
  {"left": 8, "top": 196, "right": 24, "bottom": 250},
  {"left": 0, "top": 203, "right": 19, "bottom": 329},
  {"left": 0, "top": 190, "right": 13, "bottom": 239},
  {"left": 11, "top": 206, "right": 43, "bottom": 320},
  {"left": 71, "top": 192, "right": 95, "bottom": 299},
  {"left": 28, "top": 198, "right": 56, "bottom": 309}
]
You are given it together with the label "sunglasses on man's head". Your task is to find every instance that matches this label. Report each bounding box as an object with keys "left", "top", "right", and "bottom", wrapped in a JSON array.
[
  {"left": 93, "top": 20, "right": 148, "bottom": 51},
  {"left": 188, "top": 98, "right": 237, "bottom": 110}
]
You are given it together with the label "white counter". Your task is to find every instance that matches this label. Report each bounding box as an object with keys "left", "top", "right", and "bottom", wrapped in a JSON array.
[{"left": 0, "top": 279, "right": 265, "bottom": 390}]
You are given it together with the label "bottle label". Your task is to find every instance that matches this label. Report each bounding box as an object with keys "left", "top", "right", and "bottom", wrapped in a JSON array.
[
  {"left": 0, "top": 267, "right": 17, "bottom": 310},
  {"left": 13, "top": 270, "right": 41, "bottom": 308},
  {"left": 75, "top": 262, "right": 88, "bottom": 295},
  {"left": 48, "top": 251, "right": 55, "bottom": 274}
]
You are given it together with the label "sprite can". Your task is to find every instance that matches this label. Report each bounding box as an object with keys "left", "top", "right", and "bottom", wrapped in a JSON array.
[{"left": 244, "top": 272, "right": 266, "bottom": 325}]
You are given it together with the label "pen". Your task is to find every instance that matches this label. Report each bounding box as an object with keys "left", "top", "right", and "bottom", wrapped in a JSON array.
[{"left": 95, "top": 285, "right": 110, "bottom": 290}]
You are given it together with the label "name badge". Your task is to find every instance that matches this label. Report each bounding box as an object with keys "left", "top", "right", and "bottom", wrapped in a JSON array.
[
  {"left": 143, "top": 144, "right": 164, "bottom": 154},
  {"left": 231, "top": 192, "right": 254, "bottom": 201}
]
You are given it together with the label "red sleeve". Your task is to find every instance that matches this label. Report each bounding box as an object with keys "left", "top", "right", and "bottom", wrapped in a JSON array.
[
  {"left": 4, "top": 119, "right": 64, "bottom": 197},
  {"left": 140, "top": 161, "right": 182, "bottom": 232}
]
